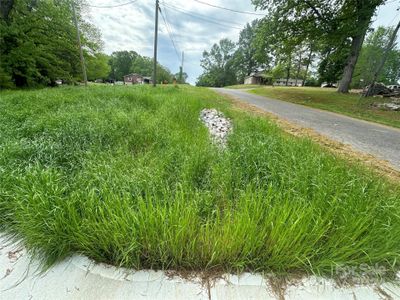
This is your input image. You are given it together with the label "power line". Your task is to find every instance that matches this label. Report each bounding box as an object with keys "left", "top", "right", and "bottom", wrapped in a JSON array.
[
  {"left": 388, "top": 11, "right": 400, "bottom": 27},
  {"left": 84, "top": 0, "right": 139, "bottom": 9},
  {"left": 193, "top": 0, "right": 266, "bottom": 16},
  {"left": 163, "top": 3, "right": 181, "bottom": 46},
  {"left": 162, "top": 5, "right": 183, "bottom": 58},
  {"left": 165, "top": 2, "right": 243, "bottom": 26},
  {"left": 159, "top": 6, "right": 181, "bottom": 61},
  {"left": 162, "top": 3, "right": 242, "bottom": 30}
]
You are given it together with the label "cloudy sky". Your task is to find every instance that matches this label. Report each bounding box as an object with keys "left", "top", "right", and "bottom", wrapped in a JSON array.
[{"left": 84, "top": 0, "right": 400, "bottom": 84}]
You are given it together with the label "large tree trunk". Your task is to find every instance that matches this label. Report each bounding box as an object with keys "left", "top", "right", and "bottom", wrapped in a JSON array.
[
  {"left": 285, "top": 54, "right": 292, "bottom": 86},
  {"left": 337, "top": 32, "right": 366, "bottom": 93},
  {"left": 295, "top": 52, "right": 302, "bottom": 86},
  {"left": 302, "top": 49, "right": 313, "bottom": 87},
  {"left": 337, "top": 1, "right": 379, "bottom": 94}
]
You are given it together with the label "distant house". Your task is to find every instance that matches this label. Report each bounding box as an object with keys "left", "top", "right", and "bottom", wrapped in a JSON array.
[
  {"left": 143, "top": 76, "right": 153, "bottom": 84},
  {"left": 244, "top": 72, "right": 271, "bottom": 85},
  {"left": 123, "top": 73, "right": 144, "bottom": 85},
  {"left": 274, "top": 78, "right": 303, "bottom": 87}
]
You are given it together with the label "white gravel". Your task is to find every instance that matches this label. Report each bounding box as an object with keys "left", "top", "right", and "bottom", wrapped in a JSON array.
[
  {"left": 200, "top": 109, "right": 232, "bottom": 148},
  {"left": 377, "top": 101, "right": 400, "bottom": 111}
]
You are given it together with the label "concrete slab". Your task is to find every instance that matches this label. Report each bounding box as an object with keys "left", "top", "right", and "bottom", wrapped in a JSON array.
[{"left": 1, "top": 237, "right": 399, "bottom": 299}]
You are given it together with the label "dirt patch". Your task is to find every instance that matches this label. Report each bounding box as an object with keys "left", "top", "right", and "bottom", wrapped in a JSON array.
[
  {"left": 165, "top": 269, "right": 225, "bottom": 300},
  {"left": 222, "top": 93, "right": 400, "bottom": 183}
]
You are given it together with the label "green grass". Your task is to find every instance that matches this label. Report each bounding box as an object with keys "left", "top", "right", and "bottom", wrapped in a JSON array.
[
  {"left": 247, "top": 86, "right": 400, "bottom": 128},
  {"left": 224, "top": 84, "right": 263, "bottom": 89},
  {"left": 0, "top": 85, "right": 399, "bottom": 279}
]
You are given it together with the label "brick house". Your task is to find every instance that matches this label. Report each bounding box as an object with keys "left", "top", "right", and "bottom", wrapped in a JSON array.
[{"left": 123, "top": 73, "right": 144, "bottom": 84}]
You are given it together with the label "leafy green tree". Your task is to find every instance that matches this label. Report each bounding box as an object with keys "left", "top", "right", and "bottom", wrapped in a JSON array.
[
  {"left": 233, "top": 20, "right": 264, "bottom": 82},
  {"left": 109, "top": 51, "right": 139, "bottom": 80},
  {"left": 86, "top": 53, "right": 110, "bottom": 81},
  {"left": 155, "top": 63, "right": 173, "bottom": 83},
  {"left": 108, "top": 52, "right": 172, "bottom": 83},
  {"left": 0, "top": 0, "right": 101, "bottom": 87},
  {"left": 130, "top": 55, "right": 152, "bottom": 76},
  {"left": 0, "top": 65, "right": 14, "bottom": 89},
  {"left": 318, "top": 44, "right": 350, "bottom": 85},
  {"left": 197, "top": 38, "right": 237, "bottom": 87},
  {"left": 252, "top": 0, "right": 387, "bottom": 93},
  {"left": 174, "top": 72, "right": 188, "bottom": 83},
  {"left": 129, "top": 55, "right": 173, "bottom": 83},
  {"left": 352, "top": 26, "right": 400, "bottom": 88}
]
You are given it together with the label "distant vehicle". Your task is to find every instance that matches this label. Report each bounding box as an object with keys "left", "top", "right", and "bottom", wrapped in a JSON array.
[
  {"left": 387, "top": 85, "right": 400, "bottom": 91},
  {"left": 321, "top": 82, "right": 337, "bottom": 88},
  {"left": 95, "top": 79, "right": 104, "bottom": 83},
  {"left": 55, "top": 79, "right": 62, "bottom": 85}
]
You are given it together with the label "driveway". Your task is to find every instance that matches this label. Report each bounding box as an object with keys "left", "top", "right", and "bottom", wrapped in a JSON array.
[{"left": 214, "top": 88, "right": 400, "bottom": 170}]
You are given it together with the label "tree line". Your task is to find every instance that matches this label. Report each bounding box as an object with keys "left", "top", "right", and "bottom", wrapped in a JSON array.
[
  {"left": 197, "top": 0, "right": 400, "bottom": 92},
  {"left": 0, "top": 0, "right": 179, "bottom": 88}
]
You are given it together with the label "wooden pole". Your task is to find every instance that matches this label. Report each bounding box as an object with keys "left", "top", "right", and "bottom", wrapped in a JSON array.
[
  {"left": 152, "top": 0, "right": 159, "bottom": 87},
  {"left": 179, "top": 51, "right": 184, "bottom": 83},
  {"left": 71, "top": 1, "right": 87, "bottom": 86}
]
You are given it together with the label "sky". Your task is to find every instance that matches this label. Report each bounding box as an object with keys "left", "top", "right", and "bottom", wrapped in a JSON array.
[{"left": 84, "top": 0, "right": 400, "bottom": 84}]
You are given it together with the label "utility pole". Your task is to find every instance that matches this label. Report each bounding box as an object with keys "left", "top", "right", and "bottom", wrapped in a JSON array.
[
  {"left": 152, "top": 0, "right": 159, "bottom": 87},
  {"left": 365, "top": 18, "right": 400, "bottom": 97},
  {"left": 179, "top": 51, "right": 184, "bottom": 83},
  {"left": 71, "top": 1, "right": 87, "bottom": 86}
]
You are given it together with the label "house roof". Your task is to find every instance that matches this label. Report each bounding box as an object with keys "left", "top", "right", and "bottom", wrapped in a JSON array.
[
  {"left": 123, "top": 73, "right": 142, "bottom": 77},
  {"left": 244, "top": 72, "right": 272, "bottom": 80}
]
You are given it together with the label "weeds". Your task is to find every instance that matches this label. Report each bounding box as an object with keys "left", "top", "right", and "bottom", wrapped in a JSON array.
[{"left": 0, "top": 85, "right": 399, "bottom": 279}]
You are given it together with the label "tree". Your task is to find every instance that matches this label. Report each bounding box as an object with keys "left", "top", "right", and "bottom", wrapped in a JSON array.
[
  {"left": 86, "top": 53, "right": 110, "bottom": 81},
  {"left": 252, "top": 0, "right": 387, "bottom": 93},
  {"left": 233, "top": 20, "right": 263, "bottom": 83},
  {"left": 0, "top": 65, "right": 14, "bottom": 89},
  {"left": 365, "top": 20, "right": 400, "bottom": 95},
  {"left": 353, "top": 26, "right": 400, "bottom": 88},
  {"left": 197, "top": 38, "right": 237, "bottom": 87},
  {"left": 174, "top": 72, "right": 188, "bottom": 83},
  {"left": 109, "top": 51, "right": 139, "bottom": 80},
  {"left": 318, "top": 44, "right": 350, "bottom": 85},
  {"left": 253, "top": 12, "right": 308, "bottom": 85},
  {"left": 129, "top": 55, "right": 173, "bottom": 83},
  {"left": 0, "top": 0, "right": 101, "bottom": 87},
  {"left": 336, "top": 1, "right": 385, "bottom": 93}
]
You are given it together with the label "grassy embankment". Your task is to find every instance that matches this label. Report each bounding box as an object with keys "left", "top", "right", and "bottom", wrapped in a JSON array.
[
  {"left": 224, "top": 84, "right": 262, "bottom": 89},
  {"left": 0, "top": 85, "right": 399, "bottom": 279},
  {"left": 244, "top": 86, "right": 400, "bottom": 128}
]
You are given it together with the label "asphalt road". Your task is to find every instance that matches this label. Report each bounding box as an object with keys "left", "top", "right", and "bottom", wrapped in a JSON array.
[{"left": 214, "top": 88, "right": 400, "bottom": 170}]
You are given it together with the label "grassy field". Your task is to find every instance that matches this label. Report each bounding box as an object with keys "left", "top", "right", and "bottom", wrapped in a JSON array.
[
  {"left": 246, "top": 86, "right": 400, "bottom": 128},
  {"left": 224, "top": 84, "right": 262, "bottom": 89},
  {"left": 0, "top": 85, "right": 399, "bottom": 279}
]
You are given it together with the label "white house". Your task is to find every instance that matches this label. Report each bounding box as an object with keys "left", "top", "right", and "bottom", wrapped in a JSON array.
[
  {"left": 244, "top": 72, "right": 272, "bottom": 85},
  {"left": 274, "top": 78, "right": 303, "bottom": 87}
]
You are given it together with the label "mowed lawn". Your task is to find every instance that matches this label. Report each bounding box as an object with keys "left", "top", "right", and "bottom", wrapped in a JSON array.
[
  {"left": 248, "top": 86, "right": 400, "bottom": 128},
  {"left": 0, "top": 85, "right": 399, "bottom": 279}
]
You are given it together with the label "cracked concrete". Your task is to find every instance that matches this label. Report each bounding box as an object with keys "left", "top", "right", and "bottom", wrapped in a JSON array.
[{"left": 1, "top": 237, "right": 399, "bottom": 299}]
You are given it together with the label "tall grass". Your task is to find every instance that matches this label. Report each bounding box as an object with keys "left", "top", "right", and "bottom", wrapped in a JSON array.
[{"left": 0, "top": 85, "right": 399, "bottom": 278}]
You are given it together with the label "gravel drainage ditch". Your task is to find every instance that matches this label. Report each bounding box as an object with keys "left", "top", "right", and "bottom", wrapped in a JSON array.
[{"left": 200, "top": 109, "right": 232, "bottom": 148}]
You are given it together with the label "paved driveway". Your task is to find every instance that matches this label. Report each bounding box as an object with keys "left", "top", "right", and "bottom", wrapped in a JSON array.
[{"left": 214, "top": 88, "right": 400, "bottom": 170}]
